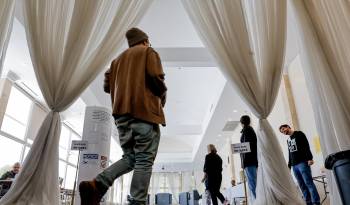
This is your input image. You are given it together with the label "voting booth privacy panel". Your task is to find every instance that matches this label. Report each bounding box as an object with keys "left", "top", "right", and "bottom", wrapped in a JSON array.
[{"left": 155, "top": 193, "right": 172, "bottom": 205}]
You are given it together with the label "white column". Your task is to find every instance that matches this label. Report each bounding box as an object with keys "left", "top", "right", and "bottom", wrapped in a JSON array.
[{"left": 75, "top": 106, "right": 112, "bottom": 204}]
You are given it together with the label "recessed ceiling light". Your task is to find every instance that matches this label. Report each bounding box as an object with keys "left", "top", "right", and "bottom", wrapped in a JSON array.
[
  {"left": 233, "top": 110, "right": 238, "bottom": 113},
  {"left": 218, "top": 134, "right": 222, "bottom": 137}
]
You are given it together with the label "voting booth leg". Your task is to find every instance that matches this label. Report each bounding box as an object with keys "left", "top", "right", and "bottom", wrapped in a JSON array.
[
  {"left": 71, "top": 150, "right": 81, "bottom": 205},
  {"left": 243, "top": 171, "right": 248, "bottom": 205}
]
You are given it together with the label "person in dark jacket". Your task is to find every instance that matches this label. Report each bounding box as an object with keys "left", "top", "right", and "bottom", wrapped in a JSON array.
[
  {"left": 203, "top": 144, "right": 229, "bottom": 205},
  {"left": 0, "top": 162, "right": 20, "bottom": 180},
  {"left": 279, "top": 124, "right": 320, "bottom": 205},
  {"left": 0, "top": 162, "right": 20, "bottom": 196},
  {"left": 239, "top": 115, "right": 258, "bottom": 199}
]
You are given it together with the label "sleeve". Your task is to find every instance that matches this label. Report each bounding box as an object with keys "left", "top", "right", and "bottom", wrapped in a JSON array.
[
  {"left": 288, "top": 152, "right": 291, "bottom": 169},
  {"left": 103, "top": 67, "right": 111, "bottom": 93},
  {"left": 287, "top": 140, "right": 291, "bottom": 169},
  {"left": 247, "top": 128, "right": 257, "bottom": 152},
  {"left": 300, "top": 131, "right": 313, "bottom": 160},
  {"left": 0, "top": 171, "right": 9, "bottom": 180},
  {"left": 251, "top": 129, "right": 257, "bottom": 148},
  {"left": 146, "top": 48, "right": 167, "bottom": 106},
  {"left": 203, "top": 155, "right": 208, "bottom": 173}
]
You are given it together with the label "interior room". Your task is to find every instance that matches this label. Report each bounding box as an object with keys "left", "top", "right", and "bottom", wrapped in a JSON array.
[{"left": 0, "top": 0, "right": 349, "bottom": 205}]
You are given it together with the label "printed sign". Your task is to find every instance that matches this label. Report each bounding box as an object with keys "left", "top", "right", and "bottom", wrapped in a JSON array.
[
  {"left": 231, "top": 142, "right": 251, "bottom": 154},
  {"left": 287, "top": 138, "right": 298, "bottom": 152},
  {"left": 71, "top": 140, "right": 88, "bottom": 151},
  {"left": 82, "top": 154, "right": 99, "bottom": 165}
]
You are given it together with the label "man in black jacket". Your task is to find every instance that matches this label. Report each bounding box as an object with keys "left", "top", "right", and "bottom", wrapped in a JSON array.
[
  {"left": 239, "top": 115, "right": 258, "bottom": 199},
  {"left": 279, "top": 124, "right": 320, "bottom": 205}
]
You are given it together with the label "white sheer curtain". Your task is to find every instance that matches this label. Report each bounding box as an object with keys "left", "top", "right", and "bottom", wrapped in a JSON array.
[
  {"left": 150, "top": 173, "right": 162, "bottom": 205},
  {"left": 290, "top": 0, "right": 350, "bottom": 204},
  {"left": 0, "top": 1, "right": 153, "bottom": 204},
  {"left": 0, "top": 0, "right": 15, "bottom": 75},
  {"left": 166, "top": 172, "right": 180, "bottom": 204},
  {"left": 181, "top": 171, "right": 193, "bottom": 192},
  {"left": 181, "top": 1, "right": 303, "bottom": 204}
]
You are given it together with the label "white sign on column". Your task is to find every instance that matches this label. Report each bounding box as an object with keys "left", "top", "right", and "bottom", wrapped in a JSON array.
[{"left": 75, "top": 106, "right": 112, "bottom": 204}]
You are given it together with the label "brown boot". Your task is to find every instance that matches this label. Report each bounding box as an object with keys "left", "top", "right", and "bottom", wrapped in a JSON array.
[{"left": 79, "top": 179, "right": 107, "bottom": 205}]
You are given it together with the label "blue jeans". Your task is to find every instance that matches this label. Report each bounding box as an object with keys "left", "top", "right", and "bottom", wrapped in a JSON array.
[
  {"left": 244, "top": 166, "right": 257, "bottom": 199},
  {"left": 292, "top": 162, "right": 320, "bottom": 205}
]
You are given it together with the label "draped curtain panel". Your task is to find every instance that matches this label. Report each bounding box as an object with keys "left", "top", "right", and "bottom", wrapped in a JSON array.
[
  {"left": 181, "top": 0, "right": 303, "bottom": 204},
  {"left": 166, "top": 172, "right": 180, "bottom": 204},
  {"left": 290, "top": 0, "right": 350, "bottom": 204},
  {"left": 0, "top": 0, "right": 153, "bottom": 204},
  {"left": 0, "top": 0, "right": 16, "bottom": 75},
  {"left": 150, "top": 173, "right": 162, "bottom": 205}
]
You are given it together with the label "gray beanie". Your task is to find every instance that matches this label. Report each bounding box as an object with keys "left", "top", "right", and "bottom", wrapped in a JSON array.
[{"left": 126, "top": 27, "right": 149, "bottom": 47}]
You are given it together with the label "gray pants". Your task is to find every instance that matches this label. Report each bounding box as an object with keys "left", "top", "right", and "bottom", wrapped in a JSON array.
[{"left": 96, "top": 115, "right": 160, "bottom": 205}]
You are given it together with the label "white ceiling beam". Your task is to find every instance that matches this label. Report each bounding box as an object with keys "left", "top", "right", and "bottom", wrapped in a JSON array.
[{"left": 156, "top": 47, "right": 217, "bottom": 67}]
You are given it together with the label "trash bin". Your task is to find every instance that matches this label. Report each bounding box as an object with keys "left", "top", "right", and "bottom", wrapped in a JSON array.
[{"left": 325, "top": 150, "right": 350, "bottom": 205}]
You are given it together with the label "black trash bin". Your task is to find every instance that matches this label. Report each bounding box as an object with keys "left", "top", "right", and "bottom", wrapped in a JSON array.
[{"left": 325, "top": 150, "right": 350, "bottom": 205}]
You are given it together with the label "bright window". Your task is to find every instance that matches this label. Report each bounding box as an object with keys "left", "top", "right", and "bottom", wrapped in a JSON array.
[
  {"left": 68, "top": 132, "right": 81, "bottom": 165},
  {"left": 0, "top": 136, "right": 23, "bottom": 170},
  {"left": 110, "top": 137, "right": 122, "bottom": 162},
  {"left": 59, "top": 126, "right": 70, "bottom": 149},
  {"left": 59, "top": 126, "right": 71, "bottom": 160},
  {"left": 59, "top": 160, "right": 67, "bottom": 187},
  {"left": 68, "top": 151, "right": 78, "bottom": 165},
  {"left": 1, "top": 87, "right": 32, "bottom": 140},
  {"left": 65, "top": 165, "right": 77, "bottom": 190}
]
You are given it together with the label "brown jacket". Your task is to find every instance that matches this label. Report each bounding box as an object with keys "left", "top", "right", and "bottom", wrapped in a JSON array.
[{"left": 104, "top": 46, "right": 167, "bottom": 125}]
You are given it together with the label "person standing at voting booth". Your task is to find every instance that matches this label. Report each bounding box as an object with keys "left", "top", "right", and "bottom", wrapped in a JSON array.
[
  {"left": 239, "top": 115, "right": 258, "bottom": 199},
  {"left": 79, "top": 27, "right": 167, "bottom": 205}
]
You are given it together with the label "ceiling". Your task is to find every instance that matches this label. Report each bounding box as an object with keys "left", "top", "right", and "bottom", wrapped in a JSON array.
[{"left": 3, "top": 0, "right": 300, "bottom": 171}]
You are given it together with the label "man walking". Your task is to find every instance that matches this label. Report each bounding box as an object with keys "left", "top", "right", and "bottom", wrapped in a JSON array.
[
  {"left": 279, "top": 124, "right": 320, "bottom": 205},
  {"left": 79, "top": 27, "right": 167, "bottom": 205}
]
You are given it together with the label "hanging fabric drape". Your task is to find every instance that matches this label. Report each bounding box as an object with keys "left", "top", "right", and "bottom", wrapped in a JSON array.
[
  {"left": 0, "top": 0, "right": 153, "bottom": 204},
  {"left": 150, "top": 173, "right": 162, "bottom": 205},
  {"left": 166, "top": 172, "right": 180, "bottom": 204},
  {"left": 0, "top": 0, "right": 16, "bottom": 75},
  {"left": 290, "top": 0, "right": 350, "bottom": 204},
  {"left": 181, "top": 0, "right": 303, "bottom": 204},
  {"left": 181, "top": 171, "right": 193, "bottom": 192}
]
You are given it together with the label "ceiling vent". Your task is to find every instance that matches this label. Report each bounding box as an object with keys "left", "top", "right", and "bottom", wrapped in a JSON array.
[{"left": 222, "top": 120, "right": 239, "bottom": 132}]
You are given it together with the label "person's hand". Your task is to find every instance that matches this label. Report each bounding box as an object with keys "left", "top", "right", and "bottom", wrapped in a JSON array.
[{"left": 308, "top": 160, "right": 314, "bottom": 166}]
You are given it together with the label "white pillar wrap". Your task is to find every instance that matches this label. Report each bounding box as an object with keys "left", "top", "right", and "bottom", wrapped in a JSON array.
[{"left": 75, "top": 106, "right": 112, "bottom": 204}]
